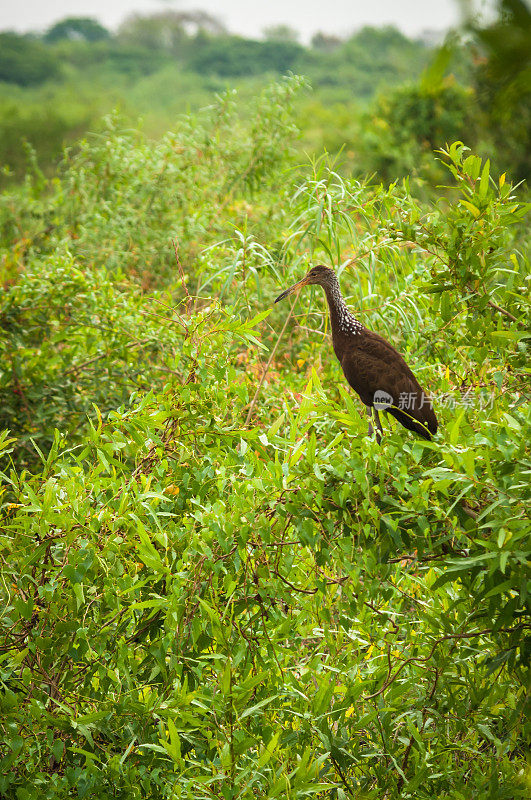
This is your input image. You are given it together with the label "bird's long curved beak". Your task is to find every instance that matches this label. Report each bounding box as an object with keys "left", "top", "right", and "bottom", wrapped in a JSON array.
[{"left": 274, "top": 276, "right": 310, "bottom": 304}]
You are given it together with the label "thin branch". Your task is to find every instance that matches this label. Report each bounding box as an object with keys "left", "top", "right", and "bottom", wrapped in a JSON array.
[
  {"left": 172, "top": 238, "right": 191, "bottom": 315},
  {"left": 364, "top": 624, "right": 530, "bottom": 700},
  {"left": 330, "top": 754, "right": 356, "bottom": 797},
  {"left": 460, "top": 502, "right": 479, "bottom": 520},
  {"left": 272, "top": 569, "right": 317, "bottom": 595},
  {"left": 64, "top": 338, "right": 152, "bottom": 375},
  {"left": 487, "top": 299, "right": 517, "bottom": 323},
  {"left": 397, "top": 668, "right": 440, "bottom": 794},
  {"left": 244, "top": 297, "right": 296, "bottom": 426}
]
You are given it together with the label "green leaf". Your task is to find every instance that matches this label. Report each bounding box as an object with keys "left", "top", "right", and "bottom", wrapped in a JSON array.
[
  {"left": 463, "top": 155, "right": 482, "bottom": 180},
  {"left": 240, "top": 694, "right": 280, "bottom": 720},
  {"left": 479, "top": 158, "right": 490, "bottom": 199},
  {"left": 458, "top": 199, "right": 480, "bottom": 217}
]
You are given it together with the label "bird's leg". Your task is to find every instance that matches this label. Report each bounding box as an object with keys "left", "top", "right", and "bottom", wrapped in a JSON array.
[
  {"left": 366, "top": 405, "right": 374, "bottom": 437},
  {"left": 373, "top": 407, "right": 383, "bottom": 445}
]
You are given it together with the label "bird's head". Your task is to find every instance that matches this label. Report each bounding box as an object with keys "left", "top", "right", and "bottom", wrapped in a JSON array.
[{"left": 274, "top": 264, "right": 336, "bottom": 304}]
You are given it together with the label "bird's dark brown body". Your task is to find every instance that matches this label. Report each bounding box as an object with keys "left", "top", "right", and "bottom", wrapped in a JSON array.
[{"left": 275, "top": 265, "right": 437, "bottom": 442}]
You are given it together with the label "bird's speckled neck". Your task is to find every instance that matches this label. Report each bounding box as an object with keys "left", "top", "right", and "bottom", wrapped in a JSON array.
[{"left": 323, "top": 274, "right": 364, "bottom": 336}]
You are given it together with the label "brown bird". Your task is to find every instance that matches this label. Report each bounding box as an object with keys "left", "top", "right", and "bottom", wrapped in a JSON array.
[{"left": 274, "top": 265, "right": 437, "bottom": 443}]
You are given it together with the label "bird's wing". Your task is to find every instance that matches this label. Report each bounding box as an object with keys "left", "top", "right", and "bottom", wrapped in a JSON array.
[
  {"left": 339, "top": 331, "right": 421, "bottom": 401},
  {"left": 341, "top": 350, "right": 421, "bottom": 404},
  {"left": 339, "top": 332, "right": 438, "bottom": 436}
]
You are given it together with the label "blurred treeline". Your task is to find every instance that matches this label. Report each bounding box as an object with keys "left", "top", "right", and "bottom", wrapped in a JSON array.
[{"left": 1, "top": 0, "right": 529, "bottom": 188}]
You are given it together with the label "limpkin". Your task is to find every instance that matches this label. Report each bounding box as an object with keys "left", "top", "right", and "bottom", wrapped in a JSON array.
[{"left": 274, "top": 265, "right": 437, "bottom": 443}]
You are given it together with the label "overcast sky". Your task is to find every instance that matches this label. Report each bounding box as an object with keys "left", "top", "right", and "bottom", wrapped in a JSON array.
[{"left": 1, "top": 1, "right": 497, "bottom": 40}]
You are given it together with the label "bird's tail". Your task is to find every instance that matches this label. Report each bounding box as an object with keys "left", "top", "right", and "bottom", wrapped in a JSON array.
[{"left": 387, "top": 405, "right": 437, "bottom": 440}]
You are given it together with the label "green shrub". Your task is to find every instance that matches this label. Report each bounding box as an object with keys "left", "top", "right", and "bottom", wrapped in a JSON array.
[
  {"left": 44, "top": 17, "right": 111, "bottom": 44},
  {"left": 187, "top": 36, "right": 304, "bottom": 77},
  {"left": 470, "top": 0, "right": 531, "bottom": 181},
  {"left": 351, "top": 80, "right": 476, "bottom": 182},
  {"left": 0, "top": 253, "right": 181, "bottom": 470},
  {"left": 0, "top": 100, "right": 95, "bottom": 184},
  {"left": 0, "top": 33, "right": 60, "bottom": 86},
  {"left": 0, "top": 298, "right": 528, "bottom": 796},
  {"left": 0, "top": 78, "right": 529, "bottom": 797},
  {"left": 0, "top": 77, "right": 305, "bottom": 469}
]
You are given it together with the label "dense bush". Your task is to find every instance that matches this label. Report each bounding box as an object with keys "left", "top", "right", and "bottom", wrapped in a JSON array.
[
  {"left": 0, "top": 100, "right": 96, "bottom": 184},
  {"left": 354, "top": 81, "right": 476, "bottom": 181},
  {"left": 299, "top": 25, "right": 430, "bottom": 101},
  {"left": 0, "top": 255, "right": 175, "bottom": 469},
  {"left": 0, "top": 79, "right": 529, "bottom": 797},
  {"left": 0, "top": 77, "right": 305, "bottom": 467},
  {"left": 470, "top": 0, "right": 531, "bottom": 180},
  {"left": 0, "top": 19, "right": 434, "bottom": 181},
  {"left": 187, "top": 37, "right": 304, "bottom": 77},
  {"left": 44, "top": 17, "right": 110, "bottom": 44},
  {"left": 0, "top": 33, "right": 61, "bottom": 86}
]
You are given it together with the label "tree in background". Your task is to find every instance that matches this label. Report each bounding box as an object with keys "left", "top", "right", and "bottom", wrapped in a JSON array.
[
  {"left": 355, "top": 79, "right": 475, "bottom": 181},
  {"left": 44, "top": 17, "right": 110, "bottom": 43},
  {"left": 468, "top": 0, "right": 531, "bottom": 180},
  {"left": 311, "top": 31, "right": 343, "bottom": 52},
  {"left": 0, "top": 33, "right": 60, "bottom": 86},
  {"left": 339, "top": 1, "right": 531, "bottom": 183},
  {"left": 188, "top": 37, "right": 304, "bottom": 77},
  {"left": 263, "top": 24, "right": 300, "bottom": 42},
  {"left": 117, "top": 10, "right": 225, "bottom": 54},
  {"left": 299, "top": 25, "right": 430, "bottom": 100},
  {"left": 341, "top": 25, "right": 423, "bottom": 62}
]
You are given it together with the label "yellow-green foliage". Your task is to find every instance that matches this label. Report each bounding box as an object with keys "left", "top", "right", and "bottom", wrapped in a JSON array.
[{"left": 0, "top": 79, "right": 529, "bottom": 798}]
